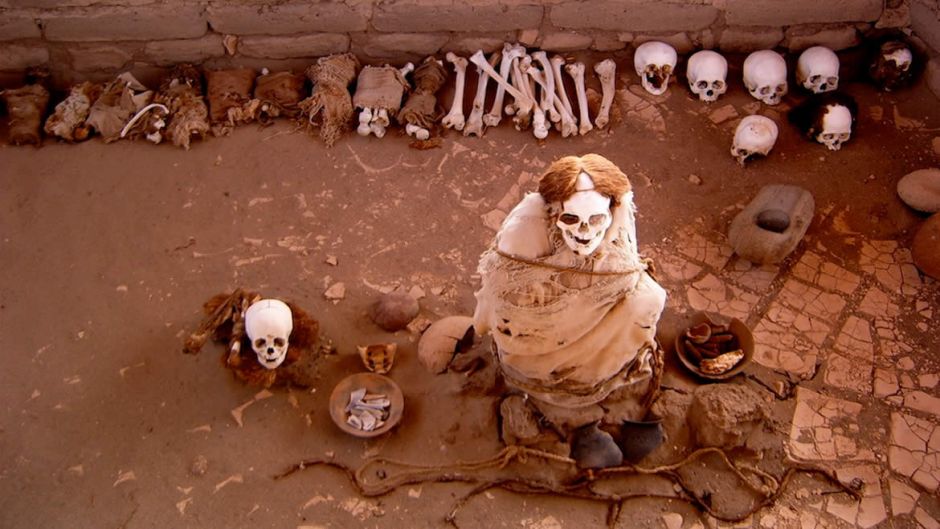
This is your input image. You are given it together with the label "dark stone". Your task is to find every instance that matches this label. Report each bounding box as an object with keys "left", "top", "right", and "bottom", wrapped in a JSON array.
[
  {"left": 369, "top": 292, "right": 419, "bottom": 332},
  {"left": 571, "top": 422, "right": 623, "bottom": 469},
  {"left": 756, "top": 208, "right": 791, "bottom": 233}
]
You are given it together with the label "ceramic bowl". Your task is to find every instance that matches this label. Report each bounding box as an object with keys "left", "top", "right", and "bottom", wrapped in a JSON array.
[
  {"left": 329, "top": 372, "right": 404, "bottom": 438},
  {"left": 674, "top": 312, "right": 754, "bottom": 380}
]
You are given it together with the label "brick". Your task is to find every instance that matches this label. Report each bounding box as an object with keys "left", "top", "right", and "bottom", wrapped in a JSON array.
[
  {"left": 373, "top": 0, "right": 543, "bottom": 32},
  {"left": 43, "top": 6, "right": 207, "bottom": 42},
  {"left": 144, "top": 35, "right": 224, "bottom": 66},
  {"left": 911, "top": 0, "right": 940, "bottom": 53},
  {"left": 517, "top": 29, "right": 539, "bottom": 46},
  {"left": 634, "top": 32, "right": 694, "bottom": 55},
  {"left": 351, "top": 33, "right": 448, "bottom": 61},
  {"left": 724, "top": 0, "right": 883, "bottom": 26},
  {"left": 8, "top": 0, "right": 152, "bottom": 7},
  {"left": 592, "top": 34, "right": 626, "bottom": 52},
  {"left": 207, "top": 2, "right": 369, "bottom": 35},
  {"left": 550, "top": 1, "right": 719, "bottom": 32},
  {"left": 69, "top": 45, "right": 134, "bottom": 71},
  {"left": 0, "top": 14, "right": 41, "bottom": 40},
  {"left": 442, "top": 35, "right": 510, "bottom": 55},
  {"left": 719, "top": 26, "right": 784, "bottom": 53},
  {"left": 695, "top": 29, "right": 717, "bottom": 50},
  {"left": 0, "top": 44, "right": 48, "bottom": 70},
  {"left": 539, "top": 31, "right": 593, "bottom": 52},
  {"left": 785, "top": 26, "right": 860, "bottom": 51},
  {"left": 238, "top": 34, "right": 349, "bottom": 59}
]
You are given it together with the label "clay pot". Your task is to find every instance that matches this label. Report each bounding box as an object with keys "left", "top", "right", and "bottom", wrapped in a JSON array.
[{"left": 618, "top": 418, "right": 664, "bottom": 463}]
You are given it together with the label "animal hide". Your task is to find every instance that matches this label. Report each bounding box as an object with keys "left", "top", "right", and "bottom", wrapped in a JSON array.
[
  {"left": 206, "top": 68, "right": 258, "bottom": 135},
  {"left": 85, "top": 73, "right": 153, "bottom": 143},
  {"left": 43, "top": 81, "right": 102, "bottom": 142},
  {"left": 253, "top": 71, "right": 306, "bottom": 123},
  {"left": 146, "top": 64, "right": 211, "bottom": 149},
  {"left": 1, "top": 83, "right": 50, "bottom": 146}
]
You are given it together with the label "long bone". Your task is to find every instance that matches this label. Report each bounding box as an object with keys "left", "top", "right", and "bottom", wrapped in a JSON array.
[
  {"left": 509, "top": 53, "right": 536, "bottom": 130},
  {"left": 526, "top": 65, "right": 576, "bottom": 138},
  {"left": 566, "top": 62, "right": 593, "bottom": 135},
  {"left": 550, "top": 55, "right": 575, "bottom": 120},
  {"left": 465, "top": 52, "right": 500, "bottom": 137},
  {"left": 593, "top": 59, "right": 616, "bottom": 129},
  {"left": 470, "top": 49, "right": 535, "bottom": 131},
  {"left": 442, "top": 53, "right": 468, "bottom": 131},
  {"left": 530, "top": 51, "right": 559, "bottom": 123},
  {"left": 521, "top": 59, "right": 548, "bottom": 139},
  {"left": 484, "top": 44, "right": 525, "bottom": 127}
]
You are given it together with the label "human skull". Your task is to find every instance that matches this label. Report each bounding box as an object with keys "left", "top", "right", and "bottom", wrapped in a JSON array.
[
  {"left": 870, "top": 41, "right": 914, "bottom": 91},
  {"left": 816, "top": 104, "right": 853, "bottom": 151},
  {"left": 731, "top": 115, "right": 779, "bottom": 166},
  {"left": 796, "top": 46, "right": 839, "bottom": 94},
  {"left": 687, "top": 50, "right": 728, "bottom": 103},
  {"left": 634, "top": 41, "right": 678, "bottom": 96},
  {"left": 743, "top": 50, "right": 788, "bottom": 105},
  {"left": 244, "top": 299, "right": 293, "bottom": 369},
  {"left": 556, "top": 173, "right": 613, "bottom": 256}
]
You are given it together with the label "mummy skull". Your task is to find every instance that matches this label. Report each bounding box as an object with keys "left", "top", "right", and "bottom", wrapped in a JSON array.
[
  {"left": 634, "top": 41, "right": 678, "bottom": 96},
  {"left": 870, "top": 41, "right": 914, "bottom": 91},
  {"left": 816, "top": 104, "right": 853, "bottom": 151},
  {"left": 731, "top": 115, "right": 778, "bottom": 166},
  {"left": 556, "top": 172, "right": 612, "bottom": 256},
  {"left": 686, "top": 50, "right": 728, "bottom": 102},
  {"left": 245, "top": 299, "right": 293, "bottom": 369},
  {"left": 743, "top": 50, "right": 788, "bottom": 105},
  {"left": 796, "top": 46, "right": 839, "bottom": 94}
]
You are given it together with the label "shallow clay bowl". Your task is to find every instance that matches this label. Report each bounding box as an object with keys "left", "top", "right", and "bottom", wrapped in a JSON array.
[
  {"left": 329, "top": 372, "right": 404, "bottom": 438},
  {"left": 674, "top": 312, "right": 754, "bottom": 381}
]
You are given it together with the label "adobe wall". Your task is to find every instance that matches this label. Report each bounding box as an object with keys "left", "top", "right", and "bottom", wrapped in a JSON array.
[{"left": 0, "top": 0, "right": 935, "bottom": 88}]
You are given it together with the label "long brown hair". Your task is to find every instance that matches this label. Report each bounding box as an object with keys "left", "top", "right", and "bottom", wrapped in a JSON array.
[{"left": 537, "top": 154, "right": 632, "bottom": 207}]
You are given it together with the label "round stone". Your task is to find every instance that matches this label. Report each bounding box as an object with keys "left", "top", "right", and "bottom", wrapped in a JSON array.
[
  {"left": 913, "top": 213, "right": 940, "bottom": 280},
  {"left": 897, "top": 168, "right": 940, "bottom": 213},
  {"left": 369, "top": 292, "right": 419, "bottom": 332}
]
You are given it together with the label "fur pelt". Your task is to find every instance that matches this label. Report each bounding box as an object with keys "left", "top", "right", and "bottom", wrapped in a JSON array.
[
  {"left": 253, "top": 71, "right": 306, "bottom": 123},
  {"left": 85, "top": 72, "right": 153, "bottom": 143},
  {"left": 152, "top": 65, "right": 210, "bottom": 149},
  {"left": 206, "top": 68, "right": 258, "bottom": 135},
  {"left": 1, "top": 83, "right": 50, "bottom": 146},
  {"left": 44, "top": 81, "right": 102, "bottom": 142}
]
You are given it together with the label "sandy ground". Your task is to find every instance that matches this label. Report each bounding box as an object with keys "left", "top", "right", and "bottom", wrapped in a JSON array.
[{"left": 2, "top": 61, "right": 940, "bottom": 529}]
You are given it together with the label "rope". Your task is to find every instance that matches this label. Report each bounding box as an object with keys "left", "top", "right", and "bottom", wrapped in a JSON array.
[{"left": 494, "top": 249, "right": 649, "bottom": 276}]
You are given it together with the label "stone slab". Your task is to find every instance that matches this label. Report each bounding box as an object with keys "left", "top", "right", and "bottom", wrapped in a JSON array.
[
  {"left": 724, "top": 0, "right": 883, "bottom": 26},
  {"left": 0, "top": 45, "right": 49, "bottom": 71},
  {"left": 43, "top": 6, "right": 208, "bottom": 41},
  {"left": 0, "top": 14, "right": 41, "bottom": 41},
  {"left": 207, "top": 2, "right": 369, "bottom": 35},
  {"left": 238, "top": 34, "right": 349, "bottom": 59},
  {"left": 373, "top": 0, "right": 543, "bottom": 32},
  {"left": 144, "top": 35, "right": 225, "bottom": 66},
  {"left": 550, "top": 0, "right": 719, "bottom": 32}
]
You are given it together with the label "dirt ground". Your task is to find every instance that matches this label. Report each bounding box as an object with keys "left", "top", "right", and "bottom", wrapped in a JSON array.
[{"left": 2, "top": 56, "right": 940, "bottom": 529}]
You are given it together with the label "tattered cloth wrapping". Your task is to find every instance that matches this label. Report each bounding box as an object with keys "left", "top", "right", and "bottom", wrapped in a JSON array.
[
  {"left": 299, "top": 53, "right": 360, "bottom": 147},
  {"left": 206, "top": 68, "right": 258, "bottom": 131},
  {"left": 352, "top": 65, "right": 409, "bottom": 115},
  {"left": 398, "top": 57, "right": 447, "bottom": 129},
  {"left": 253, "top": 71, "right": 306, "bottom": 121},
  {"left": 85, "top": 73, "right": 153, "bottom": 143},
  {"left": 156, "top": 65, "right": 210, "bottom": 149},
  {"left": 474, "top": 193, "right": 665, "bottom": 409},
  {"left": 1, "top": 84, "right": 50, "bottom": 145},
  {"left": 44, "top": 81, "right": 101, "bottom": 142}
]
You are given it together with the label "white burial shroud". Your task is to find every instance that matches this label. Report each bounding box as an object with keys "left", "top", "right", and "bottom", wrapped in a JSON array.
[{"left": 473, "top": 192, "right": 667, "bottom": 408}]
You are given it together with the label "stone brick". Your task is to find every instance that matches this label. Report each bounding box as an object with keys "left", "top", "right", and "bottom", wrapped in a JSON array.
[
  {"left": 442, "top": 35, "right": 511, "bottom": 55},
  {"left": 0, "top": 44, "right": 48, "bottom": 71},
  {"left": 550, "top": 1, "right": 719, "bottom": 32},
  {"left": 0, "top": 14, "right": 41, "bottom": 40},
  {"left": 719, "top": 26, "right": 785, "bottom": 53},
  {"left": 517, "top": 28, "right": 539, "bottom": 47},
  {"left": 238, "top": 34, "right": 349, "bottom": 59},
  {"left": 43, "top": 6, "right": 207, "bottom": 42},
  {"left": 69, "top": 45, "right": 134, "bottom": 72},
  {"left": 786, "top": 26, "right": 860, "bottom": 51},
  {"left": 539, "top": 31, "right": 593, "bottom": 52},
  {"left": 911, "top": 0, "right": 940, "bottom": 53},
  {"left": 592, "top": 34, "right": 626, "bottom": 52},
  {"left": 634, "top": 32, "right": 694, "bottom": 55},
  {"left": 695, "top": 29, "right": 717, "bottom": 50},
  {"left": 373, "top": 0, "right": 543, "bottom": 32},
  {"left": 724, "top": 0, "right": 883, "bottom": 26},
  {"left": 207, "top": 2, "right": 369, "bottom": 35},
  {"left": 144, "top": 35, "right": 225, "bottom": 66},
  {"left": 876, "top": 0, "right": 911, "bottom": 28},
  {"left": 8, "top": 0, "right": 153, "bottom": 7},
  {"left": 351, "top": 33, "right": 448, "bottom": 61}
]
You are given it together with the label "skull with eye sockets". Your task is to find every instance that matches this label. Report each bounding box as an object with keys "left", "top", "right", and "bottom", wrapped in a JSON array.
[
  {"left": 245, "top": 299, "right": 293, "bottom": 369},
  {"left": 687, "top": 50, "right": 728, "bottom": 103},
  {"left": 555, "top": 172, "right": 613, "bottom": 256},
  {"left": 797, "top": 46, "right": 840, "bottom": 94},
  {"left": 743, "top": 50, "right": 788, "bottom": 105}
]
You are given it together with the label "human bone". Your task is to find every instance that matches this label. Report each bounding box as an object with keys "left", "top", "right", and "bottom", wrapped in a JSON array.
[
  {"left": 870, "top": 40, "right": 914, "bottom": 91},
  {"left": 731, "top": 115, "right": 778, "bottom": 165},
  {"left": 743, "top": 50, "right": 788, "bottom": 105},
  {"left": 816, "top": 104, "right": 853, "bottom": 151},
  {"left": 484, "top": 44, "right": 525, "bottom": 127},
  {"left": 699, "top": 350, "right": 745, "bottom": 375},
  {"left": 353, "top": 63, "right": 412, "bottom": 138},
  {"left": 593, "top": 59, "right": 617, "bottom": 128},
  {"left": 399, "top": 57, "right": 447, "bottom": 141},
  {"left": 531, "top": 52, "right": 560, "bottom": 124},
  {"left": 245, "top": 299, "right": 293, "bottom": 370},
  {"left": 686, "top": 50, "right": 728, "bottom": 103},
  {"left": 465, "top": 52, "right": 499, "bottom": 137},
  {"left": 443, "top": 52, "right": 469, "bottom": 131},
  {"left": 556, "top": 172, "right": 613, "bottom": 255},
  {"left": 470, "top": 49, "right": 534, "bottom": 131},
  {"left": 346, "top": 388, "right": 391, "bottom": 432},
  {"left": 509, "top": 52, "right": 536, "bottom": 131},
  {"left": 565, "top": 62, "right": 593, "bottom": 135},
  {"left": 550, "top": 56, "right": 578, "bottom": 137},
  {"left": 796, "top": 46, "right": 839, "bottom": 94},
  {"left": 633, "top": 41, "right": 678, "bottom": 96},
  {"left": 120, "top": 102, "right": 169, "bottom": 143}
]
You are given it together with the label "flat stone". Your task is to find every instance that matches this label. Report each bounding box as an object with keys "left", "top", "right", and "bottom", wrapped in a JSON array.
[
  {"left": 539, "top": 32, "right": 594, "bottom": 52},
  {"left": 786, "top": 26, "right": 860, "bottom": 51},
  {"left": 718, "top": 26, "right": 784, "bottom": 53},
  {"left": 913, "top": 213, "right": 940, "bottom": 280},
  {"left": 874, "top": 368, "right": 899, "bottom": 397},
  {"left": 729, "top": 185, "right": 814, "bottom": 265},
  {"left": 633, "top": 33, "right": 694, "bottom": 55},
  {"left": 888, "top": 478, "right": 918, "bottom": 516},
  {"left": 662, "top": 512, "right": 683, "bottom": 529},
  {"left": 69, "top": 45, "right": 133, "bottom": 72},
  {"left": 0, "top": 15, "right": 41, "bottom": 40},
  {"left": 708, "top": 104, "right": 738, "bottom": 124},
  {"left": 898, "top": 168, "right": 940, "bottom": 213},
  {"left": 915, "top": 507, "right": 940, "bottom": 529},
  {"left": 904, "top": 391, "right": 940, "bottom": 418}
]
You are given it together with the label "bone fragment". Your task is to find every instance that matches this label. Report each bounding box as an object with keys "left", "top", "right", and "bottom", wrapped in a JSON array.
[{"left": 593, "top": 59, "right": 616, "bottom": 129}]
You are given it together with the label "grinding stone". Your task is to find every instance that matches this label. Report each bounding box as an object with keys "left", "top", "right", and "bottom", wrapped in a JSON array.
[
  {"left": 728, "top": 185, "right": 814, "bottom": 264},
  {"left": 897, "top": 168, "right": 940, "bottom": 213}
]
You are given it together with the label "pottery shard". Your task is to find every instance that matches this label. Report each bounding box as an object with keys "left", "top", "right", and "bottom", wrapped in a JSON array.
[
  {"left": 728, "top": 184, "right": 814, "bottom": 264},
  {"left": 499, "top": 395, "right": 541, "bottom": 445},
  {"left": 913, "top": 213, "right": 940, "bottom": 280},
  {"left": 369, "top": 291, "right": 419, "bottom": 332},
  {"left": 688, "top": 383, "right": 766, "bottom": 448},
  {"left": 417, "top": 316, "right": 474, "bottom": 373},
  {"left": 897, "top": 168, "right": 940, "bottom": 213}
]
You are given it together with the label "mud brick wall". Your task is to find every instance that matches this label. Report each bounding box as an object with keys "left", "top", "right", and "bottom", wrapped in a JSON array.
[{"left": 0, "top": 0, "right": 936, "bottom": 88}]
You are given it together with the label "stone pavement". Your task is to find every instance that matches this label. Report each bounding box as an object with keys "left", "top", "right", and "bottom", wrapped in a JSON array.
[{"left": 646, "top": 218, "right": 939, "bottom": 529}]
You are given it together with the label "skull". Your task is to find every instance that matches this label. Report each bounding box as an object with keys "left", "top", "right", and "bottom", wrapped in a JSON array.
[
  {"left": 686, "top": 50, "right": 728, "bottom": 103},
  {"left": 743, "top": 50, "right": 788, "bottom": 105},
  {"left": 870, "top": 41, "right": 914, "bottom": 91},
  {"left": 796, "top": 46, "right": 839, "bottom": 94},
  {"left": 816, "top": 104, "right": 853, "bottom": 151},
  {"left": 633, "top": 41, "right": 678, "bottom": 96},
  {"left": 556, "top": 172, "right": 613, "bottom": 256},
  {"left": 244, "top": 299, "right": 293, "bottom": 369},
  {"left": 731, "top": 115, "right": 779, "bottom": 166}
]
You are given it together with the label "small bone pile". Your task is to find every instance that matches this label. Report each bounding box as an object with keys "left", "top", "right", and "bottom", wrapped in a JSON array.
[
  {"left": 353, "top": 63, "right": 413, "bottom": 138},
  {"left": 345, "top": 388, "right": 391, "bottom": 432}
]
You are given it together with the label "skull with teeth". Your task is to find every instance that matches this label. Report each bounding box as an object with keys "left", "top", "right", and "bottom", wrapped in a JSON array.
[
  {"left": 245, "top": 299, "right": 293, "bottom": 369},
  {"left": 555, "top": 172, "right": 613, "bottom": 256},
  {"left": 797, "top": 46, "right": 840, "bottom": 94},
  {"left": 731, "top": 115, "right": 779, "bottom": 165},
  {"left": 633, "top": 41, "right": 678, "bottom": 96},
  {"left": 687, "top": 50, "right": 728, "bottom": 103},
  {"left": 743, "top": 50, "right": 788, "bottom": 105},
  {"left": 816, "top": 104, "right": 853, "bottom": 150},
  {"left": 870, "top": 40, "right": 914, "bottom": 91}
]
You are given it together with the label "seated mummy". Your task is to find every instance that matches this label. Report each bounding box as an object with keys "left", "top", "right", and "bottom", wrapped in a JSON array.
[{"left": 473, "top": 154, "right": 666, "bottom": 422}]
